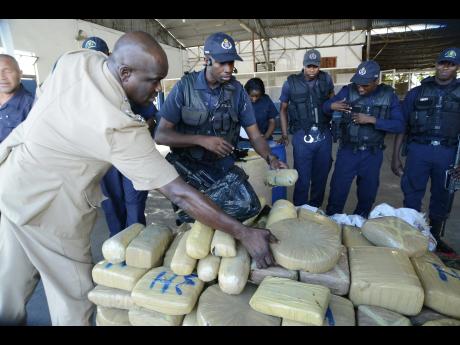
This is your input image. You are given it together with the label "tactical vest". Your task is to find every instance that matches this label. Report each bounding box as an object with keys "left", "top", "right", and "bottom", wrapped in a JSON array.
[
  {"left": 287, "top": 70, "right": 331, "bottom": 133},
  {"left": 408, "top": 78, "right": 460, "bottom": 146},
  {"left": 340, "top": 83, "right": 393, "bottom": 149},
  {"left": 174, "top": 71, "right": 240, "bottom": 160}
]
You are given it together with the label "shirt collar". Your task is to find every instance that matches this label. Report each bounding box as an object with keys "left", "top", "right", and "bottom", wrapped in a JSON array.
[
  {"left": 195, "top": 68, "right": 210, "bottom": 90},
  {"left": 1, "top": 84, "right": 28, "bottom": 110}
]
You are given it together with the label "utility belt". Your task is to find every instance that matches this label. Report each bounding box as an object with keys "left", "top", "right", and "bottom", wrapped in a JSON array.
[
  {"left": 341, "top": 142, "right": 386, "bottom": 154},
  {"left": 408, "top": 136, "right": 458, "bottom": 147}
]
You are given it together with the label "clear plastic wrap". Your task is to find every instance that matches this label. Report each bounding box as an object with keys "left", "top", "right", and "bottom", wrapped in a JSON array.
[
  {"left": 92, "top": 260, "right": 148, "bottom": 291},
  {"left": 126, "top": 224, "right": 172, "bottom": 269},
  {"left": 249, "top": 261, "right": 298, "bottom": 285},
  {"left": 88, "top": 285, "right": 134, "bottom": 310},
  {"left": 96, "top": 306, "right": 131, "bottom": 326},
  {"left": 249, "top": 276, "right": 331, "bottom": 325},
  {"left": 342, "top": 225, "right": 374, "bottom": 248},
  {"left": 197, "top": 284, "right": 281, "bottom": 326},
  {"left": 349, "top": 247, "right": 424, "bottom": 316},
  {"left": 210, "top": 230, "right": 236, "bottom": 257},
  {"left": 423, "top": 318, "right": 460, "bottom": 326},
  {"left": 102, "top": 223, "right": 145, "bottom": 264},
  {"left": 269, "top": 218, "right": 342, "bottom": 272},
  {"left": 163, "top": 231, "right": 187, "bottom": 268},
  {"left": 362, "top": 216, "right": 429, "bottom": 257},
  {"left": 171, "top": 231, "right": 197, "bottom": 275},
  {"left": 411, "top": 252, "right": 460, "bottom": 318},
  {"left": 218, "top": 242, "right": 250, "bottom": 295},
  {"left": 128, "top": 306, "right": 184, "bottom": 326},
  {"left": 266, "top": 199, "right": 298, "bottom": 228},
  {"left": 299, "top": 246, "right": 350, "bottom": 296},
  {"left": 131, "top": 266, "right": 204, "bottom": 316},
  {"left": 182, "top": 306, "right": 198, "bottom": 326},
  {"left": 197, "top": 254, "right": 221, "bottom": 282},
  {"left": 265, "top": 169, "right": 298, "bottom": 187},
  {"left": 357, "top": 305, "right": 411, "bottom": 326},
  {"left": 186, "top": 221, "right": 214, "bottom": 260},
  {"left": 297, "top": 207, "right": 341, "bottom": 236}
]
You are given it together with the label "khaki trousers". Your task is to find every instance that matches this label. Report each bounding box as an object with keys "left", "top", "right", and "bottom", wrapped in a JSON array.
[{"left": 0, "top": 215, "right": 95, "bottom": 325}]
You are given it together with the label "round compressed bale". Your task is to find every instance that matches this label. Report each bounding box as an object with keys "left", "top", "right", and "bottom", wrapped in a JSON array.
[{"left": 266, "top": 199, "right": 297, "bottom": 228}]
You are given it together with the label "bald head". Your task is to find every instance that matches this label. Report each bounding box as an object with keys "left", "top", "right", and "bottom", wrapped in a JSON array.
[
  {"left": 107, "top": 31, "right": 168, "bottom": 106},
  {"left": 0, "top": 54, "right": 22, "bottom": 95}
]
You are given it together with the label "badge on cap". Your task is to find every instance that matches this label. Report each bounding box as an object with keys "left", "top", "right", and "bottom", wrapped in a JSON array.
[
  {"left": 221, "top": 38, "right": 232, "bottom": 50},
  {"left": 358, "top": 67, "right": 367, "bottom": 75},
  {"left": 84, "top": 40, "right": 96, "bottom": 49},
  {"left": 445, "top": 50, "right": 457, "bottom": 58},
  {"left": 309, "top": 53, "right": 317, "bottom": 59}
]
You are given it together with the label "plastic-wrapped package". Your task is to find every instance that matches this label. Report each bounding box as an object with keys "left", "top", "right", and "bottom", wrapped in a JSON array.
[
  {"left": 357, "top": 305, "right": 412, "bottom": 326},
  {"left": 266, "top": 199, "right": 298, "bottom": 228},
  {"left": 92, "top": 260, "right": 148, "bottom": 291},
  {"left": 243, "top": 196, "right": 267, "bottom": 226},
  {"left": 299, "top": 246, "right": 350, "bottom": 296},
  {"left": 411, "top": 252, "right": 460, "bottom": 318},
  {"left": 249, "top": 261, "right": 298, "bottom": 285},
  {"left": 218, "top": 243, "right": 250, "bottom": 295},
  {"left": 197, "top": 255, "right": 221, "bottom": 282},
  {"left": 269, "top": 218, "right": 341, "bottom": 272},
  {"left": 249, "top": 276, "right": 331, "bottom": 325},
  {"left": 265, "top": 169, "right": 298, "bottom": 187},
  {"left": 88, "top": 285, "right": 134, "bottom": 310},
  {"left": 131, "top": 266, "right": 204, "bottom": 315},
  {"left": 171, "top": 231, "right": 197, "bottom": 275},
  {"left": 342, "top": 225, "right": 374, "bottom": 248},
  {"left": 102, "top": 223, "right": 145, "bottom": 264},
  {"left": 163, "top": 231, "right": 186, "bottom": 268},
  {"left": 297, "top": 208, "right": 341, "bottom": 236},
  {"left": 182, "top": 306, "right": 198, "bottom": 326},
  {"left": 362, "top": 216, "right": 428, "bottom": 257},
  {"left": 349, "top": 247, "right": 424, "bottom": 316},
  {"left": 409, "top": 307, "right": 447, "bottom": 326},
  {"left": 283, "top": 295, "right": 355, "bottom": 326},
  {"left": 211, "top": 230, "right": 236, "bottom": 257},
  {"left": 96, "top": 306, "right": 131, "bottom": 326},
  {"left": 196, "top": 284, "right": 281, "bottom": 326},
  {"left": 186, "top": 221, "right": 214, "bottom": 260},
  {"left": 128, "top": 306, "right": 184, "bottom": 326},
  {"left": 423, "top": 318, "right": 460, "bottom": 326},
  {"left": 126, "top": 224, "right": 172, "bottom": 269}
]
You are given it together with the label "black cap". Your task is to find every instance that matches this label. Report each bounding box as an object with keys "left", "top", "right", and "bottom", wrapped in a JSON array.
[
  {"left": 350, "top": 60, "right": 380, "bottom": 85},
  {"left": 203, "top": 32, "right": 242, "bottom": 63},
  {"left": 82, "top": 37, "right": 109, "bottom": 55},
  {"left": 436, "top": 47, "right": 460, "bottom": 65},
  {"left": 303, "top": 49, "right": 321, "bottom": 67}
]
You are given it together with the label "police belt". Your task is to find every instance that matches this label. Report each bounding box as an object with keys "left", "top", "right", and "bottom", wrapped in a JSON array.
[
  {"left": 409, "top": 136, "right": 456, "bottom": 147},
  {"left": 342, "top": 142, "right": 385, "bottom": 153}
]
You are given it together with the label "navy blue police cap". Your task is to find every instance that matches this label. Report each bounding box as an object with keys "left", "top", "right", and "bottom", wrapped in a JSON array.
[
  {"left": 82, "top": 37, "right": 109, "bottom": 55},
  {"left": 204, "top": 32, "right": 242, "bottom": 63},
  {"left": 436, "top": 47, "right": 460, "bottom": 65},
  {"left": 350, "top": 60, "right": 380, "bottom": 85}
]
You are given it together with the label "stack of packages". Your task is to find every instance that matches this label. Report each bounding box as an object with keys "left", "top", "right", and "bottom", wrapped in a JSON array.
[{"left": 90, "top": 195, "right": 460, "bottom": 326}]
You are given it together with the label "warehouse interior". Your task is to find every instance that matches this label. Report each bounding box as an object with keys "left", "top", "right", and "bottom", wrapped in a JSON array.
[{"left": 0, "top": 18, "right": 459, "bottom": 326}]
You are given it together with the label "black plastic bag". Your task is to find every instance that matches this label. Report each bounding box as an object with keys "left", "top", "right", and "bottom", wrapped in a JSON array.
[{"left": 177, "top": 165, "right": 261, "bottom": 223}]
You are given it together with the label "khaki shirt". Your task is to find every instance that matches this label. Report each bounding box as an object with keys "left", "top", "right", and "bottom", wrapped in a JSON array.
[{"left": 0, "top": 50, "right": 178, "bottom": 239}]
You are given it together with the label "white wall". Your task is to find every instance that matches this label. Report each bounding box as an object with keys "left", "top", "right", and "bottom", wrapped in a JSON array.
[{"left": 3, "top": 19, "right": 184, "bottom": 83}]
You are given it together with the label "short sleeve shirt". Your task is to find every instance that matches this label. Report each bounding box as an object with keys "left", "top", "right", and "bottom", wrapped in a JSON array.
[{"left": 252, "top": 94, "right": 278, "bottom": 135}]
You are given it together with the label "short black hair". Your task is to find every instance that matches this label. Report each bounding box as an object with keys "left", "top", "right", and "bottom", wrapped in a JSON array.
[{"left": 244, "top": 77, "right": 265, "bottom": 95}]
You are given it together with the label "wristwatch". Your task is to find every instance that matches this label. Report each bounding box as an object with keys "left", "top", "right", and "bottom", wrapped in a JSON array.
[{"left": 266, "top": 153, "right": 279, "bottom": 165}]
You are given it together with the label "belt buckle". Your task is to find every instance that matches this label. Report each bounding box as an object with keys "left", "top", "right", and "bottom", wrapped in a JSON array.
[
  {"left": 358, "top": 145, "right": 367, "bottom": 151},
  {"left": 431, "top": 140, "right": 441, "bottom": 146}
]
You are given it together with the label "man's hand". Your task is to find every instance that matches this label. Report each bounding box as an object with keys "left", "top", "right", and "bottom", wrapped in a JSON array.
[
  {"left": 200, "top": 136, "right": 234, "bottom": 157},
  {"left": 352, "top": 113, "right": 376, "bottom": 125},
  {"left": 277, "top": 134, "right": 289, "bottom": 146},
  {"left": 269, "top": 156, "right": 288, "bottom": 170},
  {"left": 391, "top": 157, "right": 404, "bottom": 177},
  {"left": 453, "top": 166, "right": 460, "bottom": 179},
  {"left": 239, "top": 227, "right": 279, "bottom": 269},
  {"left": 330, "top": 98, "right": 352, "bottom": 112}
]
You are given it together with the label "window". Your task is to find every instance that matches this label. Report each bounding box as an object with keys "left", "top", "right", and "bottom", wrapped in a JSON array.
[{"left": 256, "top": 61, "right": 276, "bottom": 72}]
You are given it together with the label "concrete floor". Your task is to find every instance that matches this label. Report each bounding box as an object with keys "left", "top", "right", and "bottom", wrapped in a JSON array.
[{"left": 24, "top": 134, "right": 460, "bottom": 325}]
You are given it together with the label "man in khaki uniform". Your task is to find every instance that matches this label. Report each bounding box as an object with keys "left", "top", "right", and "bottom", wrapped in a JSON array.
[{"left": 0, "top": 32, "right": 277, "bottom": 326}]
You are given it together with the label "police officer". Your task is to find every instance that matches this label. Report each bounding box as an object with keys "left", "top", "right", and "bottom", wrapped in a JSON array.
[
  {"left": 324, "top": 60, "right": 404, "bottom": 218},
  {"left": 0, "top": 54, "right": 34, "bottom": 144},
  {"left": 278, "top": 49, "right": 335, "bottom": 207},
  {"left": 239, "top": 77, "right": 288, "bottom": 202},
  {"left": 82, "top": 36, "right": 158, "bottom": 236},
  {"left": 155, "top": 32, "right": 287, "bottom": 219},
  {"left": 392, "top": 48, "right": 460, "bottom": 255},
  {"left": 0, "top": 32, "right": 279, "bottom": 326}
]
